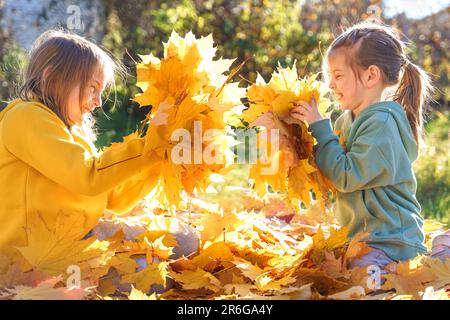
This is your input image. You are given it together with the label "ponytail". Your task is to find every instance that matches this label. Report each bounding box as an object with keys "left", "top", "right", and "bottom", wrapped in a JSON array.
[{"left": 393, "top": 59, "right": 433, "bottom": 146}]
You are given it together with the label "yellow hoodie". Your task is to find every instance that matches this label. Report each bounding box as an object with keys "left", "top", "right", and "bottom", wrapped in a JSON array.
[{"left": 0, "top": 99, "right": 159, "bottom": 256}]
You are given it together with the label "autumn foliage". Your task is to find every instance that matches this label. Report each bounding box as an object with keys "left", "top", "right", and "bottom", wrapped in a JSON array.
[
  {"left": 0, "top": 31, "right": 448, "bottom": 300},
  {"left": 1, "top": 198, "right": 449, "bottom": 300}
]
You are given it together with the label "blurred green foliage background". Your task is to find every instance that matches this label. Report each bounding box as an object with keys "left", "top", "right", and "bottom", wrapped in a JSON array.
[{"left": 0, "top": 0, "right": 448, "bottom": 224}]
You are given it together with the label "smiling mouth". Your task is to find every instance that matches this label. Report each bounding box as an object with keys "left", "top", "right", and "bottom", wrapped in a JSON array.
[{"left": 335, "top": 93, "right": 343, "bottom": 100}]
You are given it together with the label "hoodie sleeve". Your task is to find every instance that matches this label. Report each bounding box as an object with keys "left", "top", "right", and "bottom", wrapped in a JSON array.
[
  {"left": 308, "top": 113, "right": 397, "bottom": 193},
  {"left": 105, "top": 164, "right": 160, "bottom": 215},
  {"left": 2, "top": 103, "right": 158, "bottom": 196}
]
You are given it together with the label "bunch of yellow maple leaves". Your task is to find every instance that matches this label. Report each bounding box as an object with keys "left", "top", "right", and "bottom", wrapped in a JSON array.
[
  {"left": 0, "top": 196, "right": 448, "bottom": 300},
  {"left": 132, "top": 31, "right": 335, "bottom": 209},
  {"left": 242, "top": 65, "right": 335, "bottom": 209},
  {"left": 132, "top": 31, "right": 245, "bottom": 207}
]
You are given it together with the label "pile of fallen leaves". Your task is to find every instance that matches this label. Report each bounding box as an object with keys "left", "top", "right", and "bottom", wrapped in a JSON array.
[{"left": 1, "top": 193, "right": 448, "bottom": 300}]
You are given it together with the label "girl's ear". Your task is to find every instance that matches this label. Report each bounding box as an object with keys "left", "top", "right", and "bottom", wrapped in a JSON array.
[
  {"left": 42, "top": 66, "right": 52, "bottom": 82},
  {"left": 365, "top": 65, "right": 382, "bottom": 88}
]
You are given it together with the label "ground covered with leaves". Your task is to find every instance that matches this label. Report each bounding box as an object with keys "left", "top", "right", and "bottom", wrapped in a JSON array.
[{"left": 1, "top": 188, "right": 449, "bottom": 300}]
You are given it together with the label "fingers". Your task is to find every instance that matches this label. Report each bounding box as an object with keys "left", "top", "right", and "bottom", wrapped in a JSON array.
[
  {"left": 311, "top": 97, "right": 317, "bottom": 108},
  {"left": 292, "top": 101, "right": 310, "bottom": 108},
  {"left": 290, "top": 106, "right": 302, "bottom": 113},
  {"left": 290, "top": 104, "right": 308, "bottom": 116},
  {"left": 289, "top": 108, "right": 305, "bottom": 121},
  {"left": 293, "top": 99, "right": 318, "bottom": 109}
]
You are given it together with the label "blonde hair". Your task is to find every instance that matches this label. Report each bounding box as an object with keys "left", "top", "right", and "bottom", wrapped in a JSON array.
[
  {"left": 18, "top": 29, "right": 123, "bottom": 143},
  {"left": 323, "top": 20, "right": 433, "bottom": 146}
]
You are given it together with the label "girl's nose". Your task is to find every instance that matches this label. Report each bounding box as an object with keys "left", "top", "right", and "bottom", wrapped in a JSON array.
[
  {"left": 328, "top": 81, "right": 336, "bottom": 90},
  {"left": 93, "top": 94, "right": 102, "bottom": 108}
]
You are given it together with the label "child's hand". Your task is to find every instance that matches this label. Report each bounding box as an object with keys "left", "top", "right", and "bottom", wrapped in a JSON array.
[{"left": 289, "top": 97, "right": 323, "bottom": 125}]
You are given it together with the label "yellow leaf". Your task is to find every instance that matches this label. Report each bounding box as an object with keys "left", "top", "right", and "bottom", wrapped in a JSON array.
[
  {"left": 199, "top": 212, "right": 241, "bottom": 242},
  {"left": 271, "top": 91, "right": 297, "bottom": 119},
  {"left": 145, "top": 235, "right": 174, "bottom": 261},
  {"left": 223, "top": 283, "right": 255, "bottom": 297},
  {"left": 1, "top": 276, "right": 88, "bottom": 300},
  {"left": 382, "top": 257, "right": 436, "bottom": 297},
  {"left": 232, "top": 258, "right": 266, "bottom": 282},
  {"left": 328, "top": 286, "right": 366, "bottom": 300},
  {"left": 421, "top": 257, "right": 450, "bottom": 289},
  {"left": 190, "top": 241, "right": 234, "bottom": 270},
  {"left": 255, "top": 273, "right": 297, "bottom": 292},
  {"left": 344, "top": 231, "right": 371, "bottom": 262},
  {"left": 15, "top": 211, "right": 108, "bottom": 275},
  {"left": 128, "top": 287, "right": 157, "bottom": 300},
  {"left": 121, "top": 261, "right": 169, "bottom": 293},
  {"left": 423, "top": 219, "right": 447, "bottom": 234},
  {"left": 170, "top": 268, "right": 221, "bottom": 292}
]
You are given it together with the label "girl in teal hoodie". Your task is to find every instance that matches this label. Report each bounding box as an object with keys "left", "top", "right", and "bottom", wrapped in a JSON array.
[{"left": 290, "top": 21, "right": 450, "bottom": 268}]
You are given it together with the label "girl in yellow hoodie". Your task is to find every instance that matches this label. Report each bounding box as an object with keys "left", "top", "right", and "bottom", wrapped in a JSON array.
[{"left": 0, "top": 30, "right": 179, "bottom": 258}]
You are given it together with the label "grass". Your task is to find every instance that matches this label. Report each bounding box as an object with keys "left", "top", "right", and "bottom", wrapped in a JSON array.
[{"left": 414, "top": 110, "right": 450, "bottom": 226}]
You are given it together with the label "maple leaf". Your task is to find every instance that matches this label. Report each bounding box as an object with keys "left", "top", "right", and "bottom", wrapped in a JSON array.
[
  {"left": 313, "top": 226, "right": 349, "bottom": 251},
  {"left": 121, "top": 261, "right": 169, "bottom": 293},
  {"left": 422, "top": 286, "right": 450, "bottom": 300},
  {"left": 231, "top": 258, "right": 267, "bottom": 282},
  {"left": 105, "top": 131, "right": 143, "bottom": 150},
  {"left": 15, "top": 211, "right": 109, "bottom": 276},
  {"left": 319, "top": 251, "right": 348, "bottom": 279},
  {"left": 423, "top": 220, "right": 447, "bottom": 234},
  {"left": 190, "top": 241, "right": 234, "bottom": 271},
  {"left": 223, "top": 283, "right": 256, "bottom": 298},
  {"left": 198, "top": 211, "right": 241, "bottom": 242},
  {"left": 274, "top": 283, "right": 313, "bottom": 300},
  {"left": 343, "top": 231, "right": 372, "bottom": 263},
  {"left": 421, "top": 257, "right": 450, "bottom": 289},
  {"left": 293, "top": 267, "right": 348, "bottom": 294},
  {"left": 0, "top": 276, "right": 88, "bottom": 300},
  {"left": 170, "top": 268, "right": 221, "bottom": 292},
  {"left": 382, "top": 257, "right": 436, "bottom": 298},
  {"left": 89, "top": 251, "right": 138, "bottom": 282},
  {"left": 328, "top": 286, "right": 366, "bottom": 300},
  {"left": 255, "top": 272, "right": 297, "bottom": 292},
  {"left": 0, "top": 260, "right": 49, "bottom": 289},
  {"left": 96, "top": 277, "right": 117, "bottom": 298},
  {"left": 145, "top": 235, "right": 175, "bottom": 262},
  {"left": 128, "top": 286, "right": 157, "bottom": 300}
]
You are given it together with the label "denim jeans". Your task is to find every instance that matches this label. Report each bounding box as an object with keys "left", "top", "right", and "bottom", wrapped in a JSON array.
[{"left": 347, "top": 248, "right": 395, "bottom": 270}]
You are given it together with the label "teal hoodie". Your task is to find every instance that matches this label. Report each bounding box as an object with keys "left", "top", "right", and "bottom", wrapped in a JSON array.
[{"left": 309, "top": 100, "right": 427, "bottom": 261}]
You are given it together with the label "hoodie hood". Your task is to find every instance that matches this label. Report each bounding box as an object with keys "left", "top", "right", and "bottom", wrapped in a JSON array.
[
  {"left": 0, "top": 99, "right": 22, "bottom": 122},
  {"left": 356, "top": 101, "right": 419, "bottom": 162}
]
